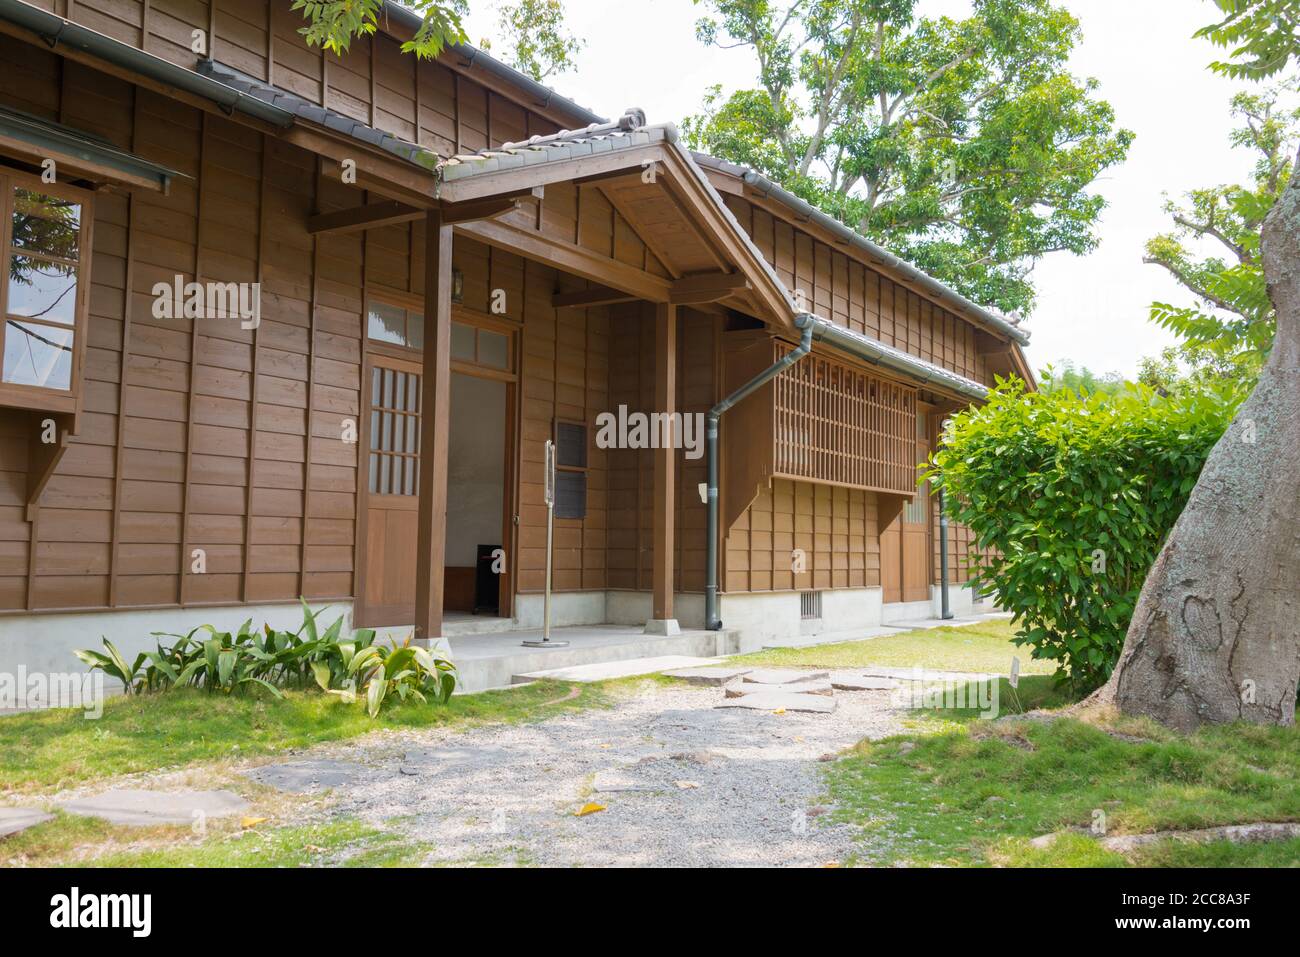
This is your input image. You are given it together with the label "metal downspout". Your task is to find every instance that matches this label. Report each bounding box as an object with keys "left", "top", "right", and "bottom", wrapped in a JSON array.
[
  {"left": 705, "top": 314, "right": 816, "bottom": 631},
  {"left": 939, "top": 488, "right": 952, "bottom": 619}
]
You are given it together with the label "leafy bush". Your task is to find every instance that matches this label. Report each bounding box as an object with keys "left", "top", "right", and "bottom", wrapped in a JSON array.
[
  {"left": 75, "top": 600, "right": 457, "bottom": 715},
  {"left": 927, "top": 377, "right": 1237, "bottom": 692}
]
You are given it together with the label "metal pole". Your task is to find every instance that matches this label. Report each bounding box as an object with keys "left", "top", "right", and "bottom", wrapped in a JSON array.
[
  {"left": 522, "top": 440, "right": 568, "bottom": 647},
  {"left": 939, "top": 487, "right": 952, "bottom": 620}
]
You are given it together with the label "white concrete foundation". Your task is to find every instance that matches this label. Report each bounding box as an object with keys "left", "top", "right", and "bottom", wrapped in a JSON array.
[{"left": 0, "top": 600, "right": 360, "bottom": 687}]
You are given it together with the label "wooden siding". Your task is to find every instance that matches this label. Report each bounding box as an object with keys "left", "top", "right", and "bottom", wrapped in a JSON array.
[
  {"left": 725, "top": 479, "right": 879, "bottom": 594},
  {"left": 17, "top": 0, "right": 580, "bottom": 151},
  {"left": 723, "top": 193, "right": 994, "bottom": 383}
]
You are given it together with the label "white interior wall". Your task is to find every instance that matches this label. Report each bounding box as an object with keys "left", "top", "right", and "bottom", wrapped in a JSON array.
[{"left": 444, "top": 372, "right": 506, "bottom": 568}]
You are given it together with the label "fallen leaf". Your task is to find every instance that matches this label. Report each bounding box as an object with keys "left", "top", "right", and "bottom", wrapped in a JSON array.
[
  {"left": 772, "top": 708, "right": 787, "bottom": 715},
  {"left": 822, "top": 861, "right": 841, "bottom": 868},
  {"left": 575, "top": 802, "right": 606, "bottom": 817},
  {"left": 675, "top": 780, "right": 700, "bottom": 790},
  {"left": 240, "top": 816, "right": 268, "bottom": 829}
]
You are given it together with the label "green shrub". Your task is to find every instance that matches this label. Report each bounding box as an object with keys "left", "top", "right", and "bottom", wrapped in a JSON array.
[
  {"left": 75, "top": 600, "right": 457, "bottom": 716},
  {"left": 927, "top": 377, "right": 1237, "bottom": 692}
]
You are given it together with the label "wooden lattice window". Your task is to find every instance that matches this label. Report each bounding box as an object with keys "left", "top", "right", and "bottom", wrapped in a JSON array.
[
  {"left": 771, "top": 344, "right": 918, "bottom": 495},
  {"left": 368, "top": 364, "right": 420, "bottom": 497}
]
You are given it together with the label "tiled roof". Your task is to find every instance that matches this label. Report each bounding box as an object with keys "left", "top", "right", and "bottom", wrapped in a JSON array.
[
  {"left": 437, "top": 108, "right": 659, "bottom": 182},
  {"left": 196, "top": 59, "right": 439, "bottom": 172},
  {"left": 187, "top": 67, "right": 990, "bottom": 398}
]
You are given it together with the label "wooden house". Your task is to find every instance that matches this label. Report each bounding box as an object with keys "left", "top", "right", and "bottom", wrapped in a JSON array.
[{"left": 0, "top": 0, "right": 1033, "bottom": 679}]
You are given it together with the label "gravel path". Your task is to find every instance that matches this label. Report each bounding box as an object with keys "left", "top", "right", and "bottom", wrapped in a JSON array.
[{"left": 307, "top": 678, "right": 907, "bottom": 867}]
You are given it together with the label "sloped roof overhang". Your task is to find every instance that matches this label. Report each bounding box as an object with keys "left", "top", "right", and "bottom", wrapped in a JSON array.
[
  {"left": 436, "top": 118, "right": 801, "bottom": 333},
  {"left": 0, "top": 103, "right": 182, "bottom": 192},
  {"left": 0, "top": 0, "right": 296, "bottom": 129}
]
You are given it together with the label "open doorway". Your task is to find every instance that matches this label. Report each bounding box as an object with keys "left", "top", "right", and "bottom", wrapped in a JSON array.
[
  {"left": 355, "top": 297, "right": 517, "bottom": 630},
  {"left": 443, "top": 371, "right": 508, "bottom": 618}
]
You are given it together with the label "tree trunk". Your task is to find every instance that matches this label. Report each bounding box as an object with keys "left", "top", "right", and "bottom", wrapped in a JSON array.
[{"left": 1096, "top": 153, "right": 1300, "bottom": 732}]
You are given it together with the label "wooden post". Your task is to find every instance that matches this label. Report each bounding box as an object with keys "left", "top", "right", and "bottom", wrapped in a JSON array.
[
  {"left": 414, "top": 210, "right": 453, "bottom": 645},
  {"left": 647, "top": 302, "right": 680, "bottom": 635}
]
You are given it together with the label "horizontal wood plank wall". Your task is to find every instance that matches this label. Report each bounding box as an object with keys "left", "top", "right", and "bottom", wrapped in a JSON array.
[
  {"left": 0, "top": 23, "right": 611, "bottom": 615},
  {"left": 514, "top": 263, "right": 610, "bottom": 594},
  {"left": 60, "top": 0, "right": 575, "bottom": 151},
  {"left": 726, "top": 195, "right": 991, "bottom": 385}
]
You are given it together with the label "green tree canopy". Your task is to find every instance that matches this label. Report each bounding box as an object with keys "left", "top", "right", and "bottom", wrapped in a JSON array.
[
  {"left": 292, "top": 0, "right": 582, "bottom": 77},
  {"left": 682, "top": 0, "right": 1134, "bottom": 316},
  {"left": 1196, "top": 0, "right": 1300, "bottom": 79}
]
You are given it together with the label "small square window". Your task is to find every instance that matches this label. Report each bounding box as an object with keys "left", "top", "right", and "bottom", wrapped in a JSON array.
[
  {"left": 451, "top": 321, "right": 475, "bottom": 361},
  {"left": 367, "top": 300, "right": 407, "bottom": 346}
]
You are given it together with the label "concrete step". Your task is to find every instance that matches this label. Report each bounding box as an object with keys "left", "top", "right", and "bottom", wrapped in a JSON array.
[
  {"left": 512, "top": 654, "right": 721, "bottom": 684},
  {"left": 449, "top": 626, "right": 734, "bottom": 693}
]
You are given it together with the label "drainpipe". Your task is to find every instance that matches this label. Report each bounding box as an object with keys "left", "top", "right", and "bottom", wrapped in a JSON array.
[
  {"left": 939, "top": 488, "right": 952, "bottom": 620},
  {"left": 705, "top": 314, "right": 816, "bottom": 631}
]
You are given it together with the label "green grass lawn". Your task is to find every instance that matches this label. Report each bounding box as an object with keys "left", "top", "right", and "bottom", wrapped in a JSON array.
[
  {"left": 0, "top": 812, "right": 435, "bottom": 868},
  {"left": 0, "top": 679, "right": 603, "bottom": 796},
  {"left": 827, "top": 698, "right": 1300, "bottom": 867},
  {"left": 733, "top": 618, "right": 1056, "bottom": 677}
]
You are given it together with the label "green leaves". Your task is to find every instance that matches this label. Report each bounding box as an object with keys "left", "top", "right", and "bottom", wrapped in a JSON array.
[
  {"left": 74, "top": 601, "right": 458, "bottom": 717},
  {"left": 928, "top": 377, "right": 1237, "bottom": 692},
  {"left": 1142, "top": 83, "right": 1295, "bottom": 385},
  {"left": 684, "top": 0, "right": 1133, "bottom": 314},
  {"left": 291, "top": 0, "right": 468, "bottom": 60},
  {"left": 1195, "top": 0, "right": 1300, "bottom": 80}
]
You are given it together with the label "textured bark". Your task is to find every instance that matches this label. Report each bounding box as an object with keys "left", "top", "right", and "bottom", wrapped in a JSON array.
[{"left": 1097, "top": 152, "right": 1300, "bottom": 731}]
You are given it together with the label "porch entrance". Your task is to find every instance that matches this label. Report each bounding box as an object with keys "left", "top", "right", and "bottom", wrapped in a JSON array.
[
  {"left": 881, "top": 405, "right": 933, "bottom": 604},
  {"left": 355, "top": 297, "right": 517, "bottom": 629}
]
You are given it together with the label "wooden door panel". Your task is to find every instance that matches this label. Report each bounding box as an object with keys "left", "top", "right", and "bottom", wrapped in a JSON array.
[
  {"left": 881, "top": 515, "right": 902, "bottom": 603},
  {"left": 358, "top": 356, "right": 423, "bottom": 627}
]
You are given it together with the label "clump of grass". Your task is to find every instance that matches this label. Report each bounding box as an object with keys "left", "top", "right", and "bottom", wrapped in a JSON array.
[
  {"left": 733, "top": 620, "right": 1055, "bottom": 676},
  {"left": 828, "top": 708, "right": 1300, "bottom": 867}
]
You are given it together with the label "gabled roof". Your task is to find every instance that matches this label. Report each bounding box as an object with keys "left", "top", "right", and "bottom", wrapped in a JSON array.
[
  {"left": 434, "top": 110, "right": 802, "bottom": 329},
  {"left": 187, "top": 64, "right": 999, "bottom": 399},
  {"left": 692, "top": 153, "right": 1031, "bottom": 346}
]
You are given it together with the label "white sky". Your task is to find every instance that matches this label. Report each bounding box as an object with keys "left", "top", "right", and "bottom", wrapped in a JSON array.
[{"left": 465, "top": 0, "right": 1264, "bottom": 379}]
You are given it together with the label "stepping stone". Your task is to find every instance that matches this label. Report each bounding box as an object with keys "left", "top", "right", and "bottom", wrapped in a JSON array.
[
  {"left": 661, "top": 665, "right": 754, "bottom": 686},
  {"left": 715, "top": 691, "right": 837, "bottom": 714},
  {"left": 670, "top": 750, "right": 727, "bottom": 765},
  {"left": 243, "top": 759, "right": 366, "bottom": 793},
  {"left": 591, "top": 770, "right": 656, "bottom": 793},
  {"left": 59, "top": 789, "right": 248, "bottom": 826},
  {"left": 740, "top": 668, "right": 830, "bottom": 686},
  {"left": 0, "top": 807, "right": 53, "bottom": 838},
  {"left": 829, "top": 673, "right": 900, "bottom": 691},
  {"left": 725, "top": 678, "right": 833, "bottom": 698},
  {"left": 400, "top": 744, "right": 509, "bottom": 776}
]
